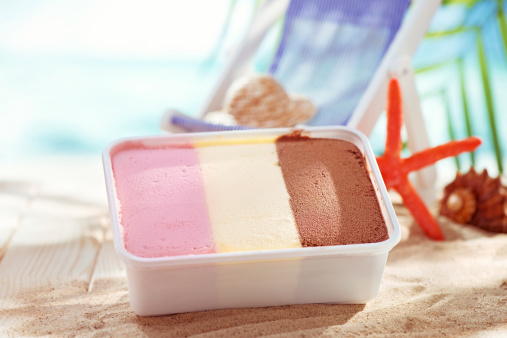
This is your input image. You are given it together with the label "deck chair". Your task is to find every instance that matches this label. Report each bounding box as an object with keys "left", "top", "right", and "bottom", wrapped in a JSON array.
[{"left": 161, "top": 0, "right": 441, "bottom": 190}]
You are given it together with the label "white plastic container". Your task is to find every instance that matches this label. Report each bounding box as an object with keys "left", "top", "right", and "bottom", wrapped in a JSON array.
[{"left": 103, "top": 126, "right": 401, "bottom": 316}]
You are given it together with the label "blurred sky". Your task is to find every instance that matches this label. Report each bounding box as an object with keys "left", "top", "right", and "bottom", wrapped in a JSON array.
[{"left": 0, "top": 0, "right": 233, "bottom": 59}]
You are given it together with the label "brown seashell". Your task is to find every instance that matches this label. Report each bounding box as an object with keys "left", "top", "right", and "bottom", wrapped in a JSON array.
[
  {"left": 440, "top": 168, "right": 507, "bottom": 233},
  {"left": 441, "top": 188, "right": 477, "bottom": 224},
  {"left": 205, "top": 75, "right": 317, "bottom": 128}
]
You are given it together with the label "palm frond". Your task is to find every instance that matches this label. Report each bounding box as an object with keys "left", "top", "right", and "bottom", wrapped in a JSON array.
[
  {"left": 441, "top": 90, "right": 462, "bottom": 170},
  {"left": 476, "top": 31, "right": 504, "bottom": 173},
  {"left": 457, "top": 58, "right": 476, "bottom": 165},
  {"left": 443, "top": 0, "right": 482, "bottom": 6}
]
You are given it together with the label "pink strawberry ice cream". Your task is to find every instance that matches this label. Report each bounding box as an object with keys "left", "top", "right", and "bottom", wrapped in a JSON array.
[{"left": 111, "top": 142, "right": 214, "bottom": 258}]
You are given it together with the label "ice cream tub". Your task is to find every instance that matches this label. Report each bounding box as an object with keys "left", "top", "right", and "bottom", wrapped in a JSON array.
[{"left": 102, "top": 126, "right": 401, "bottom": 316}]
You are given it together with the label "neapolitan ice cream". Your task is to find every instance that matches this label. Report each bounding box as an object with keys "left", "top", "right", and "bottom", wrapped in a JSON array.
[{"left": 111, "top": 132, "right": 388, "bottom": 258}]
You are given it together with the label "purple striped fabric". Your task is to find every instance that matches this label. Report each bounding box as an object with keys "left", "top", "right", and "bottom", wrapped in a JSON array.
[
  {"left": 171, "top": 115, "right": 253, "bottom": 133},
  {"left": 270, "top": 0, "right": 410, "bottom": 126},
  {"left": 170, "top": 0, "right": 410, "bottom": 132}
]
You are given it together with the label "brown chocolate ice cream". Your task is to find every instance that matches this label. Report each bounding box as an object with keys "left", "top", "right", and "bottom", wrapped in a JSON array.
[{"left": 275, "top": 133, "right": 388, "bottom": 246}]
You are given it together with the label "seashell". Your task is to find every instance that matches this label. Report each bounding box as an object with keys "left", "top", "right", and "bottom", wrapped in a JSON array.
[
  {"left": 441, "top": 188, "right": 476, "bottom": 224},
  {"left": 203, "top": 75, "right": 317, "bottom": 128},
  {"left": 440, "top": 168, "right": 507, "bottom": 233}
]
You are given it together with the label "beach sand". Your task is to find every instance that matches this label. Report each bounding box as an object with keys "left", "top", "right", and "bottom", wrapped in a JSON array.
[{"left": 0, "top": 157, "right": 506, "bottom": 337}]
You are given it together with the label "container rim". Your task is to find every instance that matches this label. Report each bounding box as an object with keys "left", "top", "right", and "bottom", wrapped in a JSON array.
[{"left": 102, "top": 126, "right": 402, "bottom": 269}]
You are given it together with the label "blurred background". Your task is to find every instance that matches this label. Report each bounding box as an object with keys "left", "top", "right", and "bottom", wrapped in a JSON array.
[{"left": 1, "top": 0, "right": 505, "bottom": 179}]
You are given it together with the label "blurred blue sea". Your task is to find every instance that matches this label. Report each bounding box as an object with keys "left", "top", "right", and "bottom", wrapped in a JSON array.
[{"left": 0, "top": 54, "right": 221, "bottom": 155}]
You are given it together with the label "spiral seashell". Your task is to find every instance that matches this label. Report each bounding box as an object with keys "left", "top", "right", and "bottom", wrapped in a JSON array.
[
  {"left": 440, "top": 168, "right": 507, "bottom": 233},
  {"left": 441, "top": 188, "right": 476, "bottom": 224},
  {"left": 215, "top": 75, "right": 317, "bottom": 128}
]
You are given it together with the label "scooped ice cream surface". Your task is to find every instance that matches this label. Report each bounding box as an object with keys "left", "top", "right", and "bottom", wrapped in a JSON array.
[
  {"left": 197, "top": 141, "right": 302, "bottom": 252},
  {"left": 275, "top": 134, "right": 389, "bottom": 245},
  {"left": 111, "top": 142, "right": 215, "bottom": 258},
  {"left": 110, "top": 134, "right": 388, "bottom": 258}
]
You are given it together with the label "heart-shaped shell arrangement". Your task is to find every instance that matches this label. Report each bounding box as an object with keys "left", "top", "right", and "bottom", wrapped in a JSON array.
[{"left": 440, "top": 168, "right": 507, "bottom": 233}]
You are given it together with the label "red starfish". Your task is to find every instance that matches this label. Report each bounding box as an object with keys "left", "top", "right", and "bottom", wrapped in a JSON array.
[{"left": 376, "top": 78, "right": 482, "bottom": 240}]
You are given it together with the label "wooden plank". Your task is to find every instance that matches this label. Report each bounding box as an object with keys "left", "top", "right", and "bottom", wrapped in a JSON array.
[
  {"left": 0, "top": 157, "right": 109, "bottom": 335},
  {"left": 0, "top": 197, "right": 105, "bottom": 335},
  {"left": 0, "top": 156, "right": 108, "bottom": 206},
  {"left": 0, "top": 198, "right": 104, "bottom": 288},
  {"left": 0, "top": 156, "right": 109, "bottom": 287},
  {"left": 0, "top": 182, "right": 38, "bottom": 258},
  {"left": 88, "top": 227, "right": 126, "bottom": 291}
]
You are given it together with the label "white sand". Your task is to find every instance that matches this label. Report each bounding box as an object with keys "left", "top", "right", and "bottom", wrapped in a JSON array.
[
  {"left": 1, "top": 157, "right": 506, "bottom": 337},
  {"left": 2, "top": 210, "right": 506, "bottom": 337}
]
